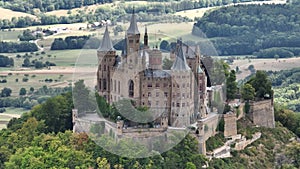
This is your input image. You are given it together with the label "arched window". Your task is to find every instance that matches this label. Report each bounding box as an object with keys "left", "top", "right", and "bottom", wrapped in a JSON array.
[{"left": 129, "top": 80, "right": 134, "bottom": 97}]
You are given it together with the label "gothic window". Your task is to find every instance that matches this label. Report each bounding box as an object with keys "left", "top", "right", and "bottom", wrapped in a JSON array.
[
  {"left": 129, "top": 80, "right": 134, "bottom": 97},
  {"left": 99, "top": 78, "right": 101, "bottom": 90},
  {"left": 103, "top": 79, "right": 107, "bottom": 90}
]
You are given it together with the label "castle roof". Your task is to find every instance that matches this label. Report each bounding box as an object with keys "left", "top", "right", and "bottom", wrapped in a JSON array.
[
  {"left": 127, "top": 8, "right": 140, "bottom": 35},
  {"left": 98, "top": 25, "right": 115, "bottom": 52},
  {"left": 144, "top": 69, "right": 171, "bottom": 78},
  {"left": 171, "top": 39, "right": 191, "bottom": 71}
]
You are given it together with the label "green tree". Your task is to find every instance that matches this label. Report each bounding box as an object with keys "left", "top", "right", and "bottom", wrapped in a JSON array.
[
  {"left": 226, "top": 70, "right": 238, "bottom": 100},
  {"left": 249, "top": 70, "right": 272, "bottom": 98},
  {"left": 1, "top": 87, "right": 12, "bottom": 97},
  {"left": 241, "top": 83, "right": 255, "bottom": 101},
  {"left": 185, "top": 162, "right": 196, "bottom": 169},
  {"left": 19, "top": 88, "right": 27, "bottom": 96},
  {"left": 22, "top": 58, "right": 31, "bottom": 67},
  {"left": 163, "top": 58, "right": 173, "bottom": 70}
]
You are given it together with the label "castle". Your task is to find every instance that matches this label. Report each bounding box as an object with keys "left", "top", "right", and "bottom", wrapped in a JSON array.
[
  {"left": 96, "top": 10, "right": 211, "bottom": 128},
  {"left": 72, "top": 10, "right": 275, "bottom": 156}
]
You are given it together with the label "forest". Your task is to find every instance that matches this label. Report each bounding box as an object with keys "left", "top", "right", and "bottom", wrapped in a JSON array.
[
  {"left": 269, "top": 68, "right": 300, "bottom": 112},
  {"left": 0, "top": 42, "right": 38, "bottom": 53},
  {"left": 193, "top": 2, "right": 300, "bottom": 56},
  {"left": 0, "top": 0, "right": 268, "bottom": 29}
]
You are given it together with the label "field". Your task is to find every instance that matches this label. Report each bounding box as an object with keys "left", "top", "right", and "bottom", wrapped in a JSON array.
[
  {"left": 175, "top": 0, "right": 286, "bottom": 20},
  {"left": 0, "top": 7, "right": 37, "bottom": 20},
  {"left": 0, "top": 108, "right": 26, "bottom": 129},
  {"left": 230, "top": 57, "right": 300, "bottom": 80},
  {"left": 0, "top": 30, "right": 23, "bottom": 41}
]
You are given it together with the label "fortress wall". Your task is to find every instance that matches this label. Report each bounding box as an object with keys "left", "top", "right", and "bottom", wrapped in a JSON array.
[{"left": 249, "top": 99, "right": 275, "bottom": 128}]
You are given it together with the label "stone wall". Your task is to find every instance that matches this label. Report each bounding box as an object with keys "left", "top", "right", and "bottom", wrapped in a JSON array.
[
  {"left": 223, "top": 112, "right": 237, "bottom": 138},
  {"left": 235, "top": 132, "right": 262, "bottom": 150},
  {"left": 248, "top": 99, "right": 275, "bottom": 128}
]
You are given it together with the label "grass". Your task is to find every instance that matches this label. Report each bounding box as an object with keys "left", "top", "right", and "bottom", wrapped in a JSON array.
[
  {"left": 3, "top": 107, "right": 28, "bottom": 115},
  {"left": 0, "top": 7, "right": 37, "bottom": 20},
  {"left": 0, "top": 30, "right": 22, "bottom": 42}
]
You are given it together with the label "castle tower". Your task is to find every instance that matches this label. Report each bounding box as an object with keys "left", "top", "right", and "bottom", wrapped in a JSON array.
[
  {"left": 97, "top": 25, "right": 117, "bottom": 103},
  {"left": 170, "top": 39, "right": 194, "bottom": 127},
  {"left": 198, "top": 65, "right": 207, "bottom": 118},
  {"left": 126, "top": 8, "right": 140, "bottom": 56}
]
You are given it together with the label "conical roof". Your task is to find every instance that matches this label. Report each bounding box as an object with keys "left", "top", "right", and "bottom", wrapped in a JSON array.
[
  {"left": 171, "top": 39, "right": 190, "bottom": 71},
  {"left": 98, "top": 25, "right": 115, "bottom": 51},
  {"left": 127, "top": 8, "right": 140, "bottom": 35}
]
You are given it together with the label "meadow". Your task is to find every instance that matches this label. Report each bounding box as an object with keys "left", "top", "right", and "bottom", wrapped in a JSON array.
[{"left": 230, "top": 57, "right": 300, "bottom": 80}]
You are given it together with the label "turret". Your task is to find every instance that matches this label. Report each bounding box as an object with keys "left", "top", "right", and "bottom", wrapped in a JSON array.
[
  {"left": 126, "top": 8, "right": 140, "bottom": 56},
  {"left": 97, "top": 25, "right": 117, "bottom": 103}
]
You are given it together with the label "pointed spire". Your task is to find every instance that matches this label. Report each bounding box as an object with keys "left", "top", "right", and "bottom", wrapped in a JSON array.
[
  {"left": 144, "top": 26, "right": 148, "bottom": 48},
  {"left": 171, "top": 39, "right": 190, "bottom": 71},
  {"left": 98, "top": 25, "right": 115, "bottom": 52},
  {"left": 127, "top": 7, "right": 140, "bottom": 35}
]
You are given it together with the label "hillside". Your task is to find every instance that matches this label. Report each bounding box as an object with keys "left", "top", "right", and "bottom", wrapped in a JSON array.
[
  {"left": 193, "top": 2, "right": 300, "bottom": 56},
  {"left": 1, "top": 92, "right": 299, "bottom": 168}
]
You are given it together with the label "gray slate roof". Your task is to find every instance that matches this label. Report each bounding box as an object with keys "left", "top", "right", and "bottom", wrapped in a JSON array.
[
  {"left": 127, "top": 9, "right": 140, "bottom": 35},
  {"left": 171, "top": 40, "right": 191, "bottom": 71},
  {"left": 98, "top": 25, "right": 115, "bottom": 51}
]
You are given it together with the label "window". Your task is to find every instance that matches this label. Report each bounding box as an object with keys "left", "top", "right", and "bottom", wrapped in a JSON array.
[
  {"left": 148, "top": 92, "right": 151, "bottom": 97},
  {"left": 182, "top": 93, "right": 185, "bottom": 98},
  {"left": 156, "top": 92, "right": 159, "bottom": 97},
  {"left": 163, "top": 83, "right": 168, "bottom": 87},
  {"left": 114, "top": 80, "right": 116, "bottom": 92},
  {"left": 129, "top": 80, "right": 134, "bottom": 97},
  {"left": 118, "top": 81, "right": 120, "bottom": 94},
  {"left": 104, "top": 65, "right": 106, "bottom": 71},
  {"left": 156, "top": 101, "right": 159, "bottom": 106},
  {"left": 129, "top": 40, "right": 133, "bottom": 43},
  {"left": 148, "top": 101, "right": 151, "bottom": 106},
  {"left": 147, "top": 83, "right": 152, "bottom": 88},
  {"left": 164, "top": 92, "right": 168, "bottom": 97},
  {"left": 103, "top": 79, "right": 107, "bottom": 90},
  {"left": 136, "top": 40, "right": 139, "bottom": 43},
  {"left": 182, "top": 103, "right": 185, "bottom": 107},
  {"left": 99, "top": 79, "right": 102, "bottom": 90},
  {"left": 177, "top": 103, "right": 180, "bottom": 107}
]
